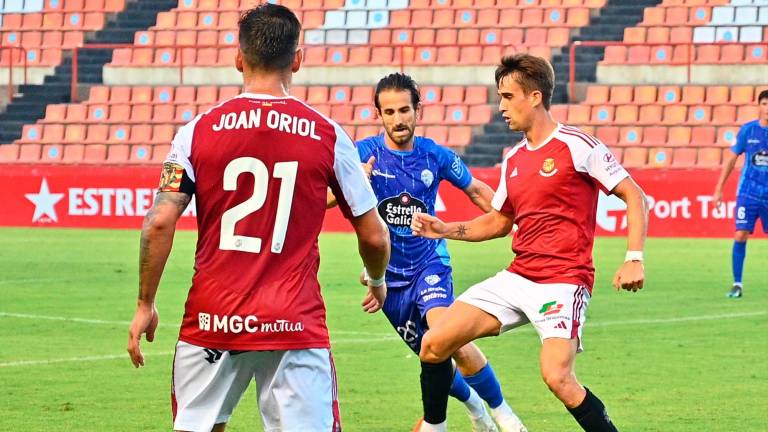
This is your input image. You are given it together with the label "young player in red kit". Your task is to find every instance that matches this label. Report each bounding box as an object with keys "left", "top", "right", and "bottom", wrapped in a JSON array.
[
  {"left": 411, "top": 54, "right": 649, "bottom": 432},
  {"left": 126, "top": 4, "right": 390, "bottom": 431}
]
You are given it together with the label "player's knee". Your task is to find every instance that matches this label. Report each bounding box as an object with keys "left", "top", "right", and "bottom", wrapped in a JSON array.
[
  {"left": 541, "top": 367, "right": 573, "bottom": 397},
  {"left": 734, "top": 231, "right": 749, "bottom": 242},
  {"left": 419, "top": 332, "right": 450, "bottom": 363}
]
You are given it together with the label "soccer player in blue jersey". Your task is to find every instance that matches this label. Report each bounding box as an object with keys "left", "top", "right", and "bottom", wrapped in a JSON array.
[
  {"left": 713, "top": 89, "right": 768, "bottom": 298},
  {"left": 356, "top": 73, "right": 526, "bottom": 432}
]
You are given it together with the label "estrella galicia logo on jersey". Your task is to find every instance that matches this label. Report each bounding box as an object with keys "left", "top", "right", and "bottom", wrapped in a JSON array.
[
  {"left": 203, "top": 348, "right": 223, "bottom": 364},
  {"left": 752, "top": 150, "right": 768, "bottom": 167},
  {"left": 539, "top": 301, "right": 564, "bottom": 316},
  {"left": 424, "top": 274, "right": 441, "bottom": 286},
  {"left": 420, "top": 169, "right": 434, "bottom": 187},
  {"left": 378, "top": 192, "right": 427, "bottom": 234},
  {"left": 539, "top": 158, "right": 558, "bottom": 177}
]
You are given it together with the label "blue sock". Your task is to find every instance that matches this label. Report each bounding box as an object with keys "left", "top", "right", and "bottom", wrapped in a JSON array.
[
  {"left": 449, "top": 370, "right": 471, "bottom": 402},
  {"left": 464, "top": 363, "right": 504, "bottom": 409},
  {"left": 732, "top": 241, "right": 747, "bottom": 285}
]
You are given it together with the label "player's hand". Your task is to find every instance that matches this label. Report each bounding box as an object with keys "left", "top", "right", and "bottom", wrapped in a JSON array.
[
  {"left": 127, "top": 301, "right": 159, "bottom": 368},
  {"left": 612, "top": 261, "right": 644, "bottom": 292},
  {"left": 411, "top": 213, "right": 448, "bottom": 239},
  {"left": 362, "top": 156, "right": 375, "bottom": 180},
  {"left": 359, "top": 269, "right": 369, "bottom": 286},
  {"left": 362, "top": 282, "right": 387, "bottom": 313},
  {"left": 712, "top": 189, "right": 724, "bottom": 208}
]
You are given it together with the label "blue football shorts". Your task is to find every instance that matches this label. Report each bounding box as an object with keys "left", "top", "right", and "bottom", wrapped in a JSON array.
[
  {"left": 381, "top": 262, "right": 454, "bottom": 353},
  {"left": 735, "top": 194, "right": 768, "bottom": 234}
]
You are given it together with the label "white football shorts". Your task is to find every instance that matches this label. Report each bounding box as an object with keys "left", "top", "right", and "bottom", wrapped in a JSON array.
[
  {"left": 172, "top": 341, "right": 341, "bottom": 432},
  {"left": 458, "top": 270, "right": 591, "bottom": 352}
]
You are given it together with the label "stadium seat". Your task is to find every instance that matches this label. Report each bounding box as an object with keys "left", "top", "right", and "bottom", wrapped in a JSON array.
[
  {"left": 61, "top": 144, "right": 85, "bottom": 163},
  {"left": 622, "top": 147, "right": 648, "bottom": 168},
  {"left": 82, "top": 144, "right": 106, "bottom": 163},
  {"left": 666, "top": 126, "right": 691, "bottom": 146},
  {"left": 648, "top": 148, "right": 671, "bottom": 167},
  {"left": 585, "top": 86, "right": 609, "bottom": 104},
  {"left": 671, "top": 148, "right": 697, "bottom": 167},
  {"left": 0, "top": 144, "right": 20, "bottom": 162},
  {"left": 643, "top": 127, "right": 667, "bottom": 147},
  {"left": 596, "top": 126, "right": 619, "bottom": 146},
  {"left": 18, "top": 144, "right": 43, "bottom": 162},
  {"left": 697, "top": 147, "right": 722, "bottom": 167},
  {"left": 447, "top": 126, "right": 472, "bottom": 147}
]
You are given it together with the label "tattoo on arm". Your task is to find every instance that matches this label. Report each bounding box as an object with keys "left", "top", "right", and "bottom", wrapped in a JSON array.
[
  {"left": 455, "top": 224, "right": 467, "bottom": 238},
  {"left": 138, "top": 192, "right": 191, "bottom": 300}
]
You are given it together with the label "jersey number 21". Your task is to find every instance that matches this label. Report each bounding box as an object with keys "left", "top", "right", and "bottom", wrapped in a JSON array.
[{"left": 219, "top": 157, "right": 298, "bottom": 254}]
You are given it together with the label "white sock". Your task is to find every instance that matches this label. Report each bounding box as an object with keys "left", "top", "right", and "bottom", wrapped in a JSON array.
[
  {"left": 420, "top": 420, "right": 447, "bottom": 432},
  {"left": 491, "top": 400, "right": 515, "bottom": 419},
  {"left": 462, "top": 387, "right": 487, "bottom": 418}
]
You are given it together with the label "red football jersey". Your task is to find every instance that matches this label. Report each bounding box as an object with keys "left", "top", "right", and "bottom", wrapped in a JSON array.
[
  {"left": 491, "top": 124, "right": 629, "bottom": 291},
  {"left": 164, "top": 93, "right": 377, "bottom": 350}
]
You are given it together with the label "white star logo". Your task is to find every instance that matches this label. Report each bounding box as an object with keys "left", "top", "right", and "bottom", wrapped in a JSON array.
[{"left": 25, "top": 178, "right": 65, "bottom": 223}]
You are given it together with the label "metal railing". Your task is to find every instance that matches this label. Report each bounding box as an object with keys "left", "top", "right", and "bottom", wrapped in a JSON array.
[{"left": 0, "top": 46, "right": 29, "bottom": 102}]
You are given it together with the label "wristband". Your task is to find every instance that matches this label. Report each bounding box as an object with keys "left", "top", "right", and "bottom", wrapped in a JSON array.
[
  {"left": 625, "top": 251, "right": 644, "bottom": 262},
  {"left": 363, "top": 268, "right": 386, "bottom": 287},
  {"left": 368, "top": 274, "right": 386, "bottom": 287}
]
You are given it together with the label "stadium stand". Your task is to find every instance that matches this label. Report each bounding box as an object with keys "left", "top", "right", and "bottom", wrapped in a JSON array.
[
  {"left": 1, "top": 0, "right": 766, "bottom": 168},
  {"left": 0, "top": 0, "right": 178, "bottom": 144}
]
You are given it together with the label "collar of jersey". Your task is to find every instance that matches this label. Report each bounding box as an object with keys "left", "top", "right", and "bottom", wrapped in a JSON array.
[
  {"left": 236, "top": 92, "right": 295, "bottom": 100},
  {"left": 382, "top": 134, "right": 419, "bottom": 156},
  {"left": 524, "top": 123, "right": 562, "bottom": 152}
]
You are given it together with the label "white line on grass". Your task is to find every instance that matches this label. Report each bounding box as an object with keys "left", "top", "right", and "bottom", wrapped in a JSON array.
[
  {"left": 0, "top": 337, "right": 401, "bottom": 368},
  {"left": 0, "top": 312, "right": 389, "bottom": 336},
  {"left": 0, "top": 352, "right": 174, "bottom": 368},
  {"left": 0, "top": 311, "right": 764, "bottom": 368}
]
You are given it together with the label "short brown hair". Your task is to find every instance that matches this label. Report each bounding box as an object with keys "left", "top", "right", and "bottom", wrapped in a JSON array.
[
  {"left": 495, "top": 54, "right": 555, "bottom": 110},
  {"left": 238, "top": 4, "right": 301, "bottom": 71}
]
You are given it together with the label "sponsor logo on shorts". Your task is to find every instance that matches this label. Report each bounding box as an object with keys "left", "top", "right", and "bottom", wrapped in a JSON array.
[
  {"left": 539, "top": 301, "right": 564, "bottom": 316},
  {"left": 197, "top": 312, "right": 304, "bottom": 334},
  {"left": 419, "top": 286, "right": 449, "bottom": 302},
  {"left": 424, "top": 274, "right": 441, "bottom": 286},
  {"left": 554, "top": 321, "right": 568, "bottom": 330}
]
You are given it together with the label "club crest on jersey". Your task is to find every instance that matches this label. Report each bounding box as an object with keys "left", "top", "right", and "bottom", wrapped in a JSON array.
[
  {"left": 424, "top": 274, "right": 441, "bottom": 285},
  {"left": 420, "top": 169, "right": 434, "bottom": 187},
  {"left": 378, "top": 192, "right": 428, "bottom": 235},
  {"left": 539, "top": 158, "right": 558, "bottom": 177}
]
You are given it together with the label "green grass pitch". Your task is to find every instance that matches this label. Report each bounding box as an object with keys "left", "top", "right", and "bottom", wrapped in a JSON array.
[{"left": 0, "top": 227, "right": 766, "bottom": 431}]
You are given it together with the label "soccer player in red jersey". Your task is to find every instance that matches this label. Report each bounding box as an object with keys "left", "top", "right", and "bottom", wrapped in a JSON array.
[
  {"left": 126, "top": 4, "right": 390, "bottom": 431},
  {"left": 410, "top": 54, "right": 649, "bottom": 432}
]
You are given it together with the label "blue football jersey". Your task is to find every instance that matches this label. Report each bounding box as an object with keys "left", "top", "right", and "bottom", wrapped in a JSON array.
[
  {"left": 356, "top": 135, "right": 473, "bottom": 287},
  {"left": 732, "top": 120, "right": 768, "bottom": 201}
]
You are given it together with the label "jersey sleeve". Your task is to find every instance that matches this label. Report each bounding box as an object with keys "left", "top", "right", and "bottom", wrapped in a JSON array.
[
  {"left": 730, "top": 124, "right": 748, "bottom": 155},
  {"left": 575, "top": 143, "right": 630, "bottom": 193},
  {"left": 355, "top": 137, "right": 374, "bottom": 162},
  {"left": 331, "top": 124, "right": 378, "bottom": 219},
  {"left": 437, "top": 146, "right": 473, "bottom": 189},
  {"left": 491, "top": 155, "right": 515, "bottom": 216},
  {"left": 159, "top": 115, "right": 199, "bottom": 195}
]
